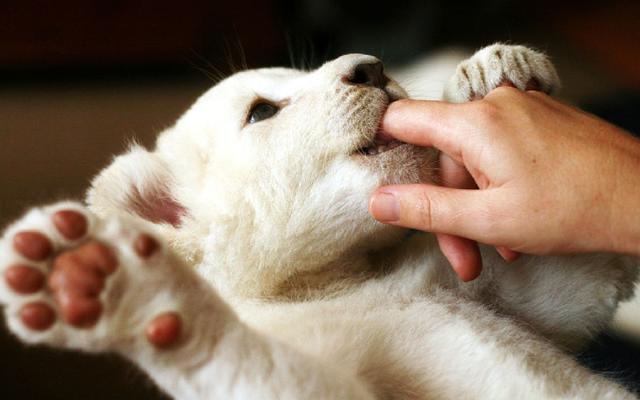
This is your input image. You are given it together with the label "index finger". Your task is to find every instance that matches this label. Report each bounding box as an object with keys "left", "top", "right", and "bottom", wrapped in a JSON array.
[{"left": 382, "top": 99, "right": 475, "bottom": 161}]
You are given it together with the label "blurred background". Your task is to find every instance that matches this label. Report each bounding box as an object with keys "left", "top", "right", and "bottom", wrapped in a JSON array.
[{"left": 1, "top": 0, "right": 639, "bottom": 398}]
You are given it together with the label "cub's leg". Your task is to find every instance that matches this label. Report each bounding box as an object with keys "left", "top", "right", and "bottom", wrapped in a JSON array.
[
  {"left": 443, "top": 43, "right": 560, "bottom": 102},
  {"left": 412, "top": 293, "right": 638, "bottom": 399},
  {"left": 493, "top": 251, "right": 638, "bottom": 351},
  {"left": 0, "top": 202, "right": 374, "bottom": 400}
]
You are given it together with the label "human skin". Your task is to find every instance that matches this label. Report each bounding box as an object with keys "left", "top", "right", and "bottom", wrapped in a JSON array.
[{"left": 369, "top": 87, "right": 640, "bottom": 280}]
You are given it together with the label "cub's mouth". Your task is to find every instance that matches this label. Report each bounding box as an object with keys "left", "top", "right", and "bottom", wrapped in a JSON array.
[{"left": 355, "top": 131, "right": 406, "bottom": 156}]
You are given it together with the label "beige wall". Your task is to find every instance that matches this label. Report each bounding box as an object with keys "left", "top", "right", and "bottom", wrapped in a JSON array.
[{"left": 0, "top": 80, "right": 207, "bottom": 226}]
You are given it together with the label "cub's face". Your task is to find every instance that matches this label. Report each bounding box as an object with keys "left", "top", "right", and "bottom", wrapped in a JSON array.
[{"left": 90, "top": 54, "right": 437, "bottom": 296}]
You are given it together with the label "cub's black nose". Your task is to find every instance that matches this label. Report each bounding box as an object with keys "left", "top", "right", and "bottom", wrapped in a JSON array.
[{"left": 345, "top": 61, "right": 388, "bottom": 89}]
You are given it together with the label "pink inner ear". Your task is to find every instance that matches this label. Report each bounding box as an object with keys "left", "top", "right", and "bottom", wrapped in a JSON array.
[{"left": 128, "top": 186, "right": 186, "bottom": 228}]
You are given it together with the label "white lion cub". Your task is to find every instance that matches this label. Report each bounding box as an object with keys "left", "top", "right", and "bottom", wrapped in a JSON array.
[{"left": 1, "top": 44, "right": 638, "bottom": 399}]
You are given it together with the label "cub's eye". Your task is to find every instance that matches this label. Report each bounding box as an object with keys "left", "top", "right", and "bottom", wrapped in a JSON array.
[{"left": 247, "top": 102, "right": 279, "bottom": 124}]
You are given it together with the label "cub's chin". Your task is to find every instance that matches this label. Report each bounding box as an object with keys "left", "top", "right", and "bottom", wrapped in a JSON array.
[{"left": 352, "top": 143, "right": 438, "bottom": 186}]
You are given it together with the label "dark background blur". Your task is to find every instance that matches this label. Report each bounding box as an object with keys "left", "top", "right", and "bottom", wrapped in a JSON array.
[{"left": 1, "top": 1, "right": 639, "bottom": 398}]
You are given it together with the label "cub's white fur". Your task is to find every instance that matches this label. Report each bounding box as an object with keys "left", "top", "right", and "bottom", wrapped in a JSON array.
[{"left": 1, "top": 44, "right": 638, "bottom": 399}]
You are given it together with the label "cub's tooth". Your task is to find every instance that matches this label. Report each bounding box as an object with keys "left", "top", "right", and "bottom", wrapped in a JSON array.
[
  {"left": 367, "top": 148, "right": 377, "bottom": 155},
  {"left": 377, "top": 145, "right": 386, "bottom": 153}
]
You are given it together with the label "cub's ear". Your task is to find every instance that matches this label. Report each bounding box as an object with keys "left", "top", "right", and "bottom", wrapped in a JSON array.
[{"left": 87, "top": 145, "right": 186, "bottom": 227}]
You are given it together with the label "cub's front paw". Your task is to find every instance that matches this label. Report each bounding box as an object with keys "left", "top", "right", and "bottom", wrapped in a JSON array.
[
  {"left": 444, "top": 43, "right": 560, "bottom": 103},
  {"left": 0, "top": 202, "right": 183, "bottom": 352}
]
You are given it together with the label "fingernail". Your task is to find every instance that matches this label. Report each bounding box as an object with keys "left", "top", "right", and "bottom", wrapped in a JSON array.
[{"left": 369, "top": 192, "right": 399, "bottom": 222}]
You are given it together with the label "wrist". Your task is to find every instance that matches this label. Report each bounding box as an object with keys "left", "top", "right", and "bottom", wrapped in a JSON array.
[
  {"left": 607, "top": 139, "right": 640, "bottom": 256},
  {"left": 611, "top": 191, "right": 640, "bottom": 257}
]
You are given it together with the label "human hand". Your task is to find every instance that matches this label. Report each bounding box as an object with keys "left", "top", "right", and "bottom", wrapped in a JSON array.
[{"left": 369, "top": 87, "right": 640, "bottom": 280}]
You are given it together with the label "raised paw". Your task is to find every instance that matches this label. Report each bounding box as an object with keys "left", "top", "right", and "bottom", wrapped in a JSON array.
[
  {"left": 444, "top": 43, "right": 560, "bottom": 103},
  {"left": 0, "top": 202, "right": 184, "bottom": 352}
]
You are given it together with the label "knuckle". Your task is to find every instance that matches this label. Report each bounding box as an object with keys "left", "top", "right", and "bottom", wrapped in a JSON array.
[
  {"left": 413, "top": 190, "right": 435, "bottom": 231},
  {"left": 484, "top": 86, "right": 524, "bottom": 108},
  {"left": 473, "top": 100, "right": 502, "bottom": 126}
]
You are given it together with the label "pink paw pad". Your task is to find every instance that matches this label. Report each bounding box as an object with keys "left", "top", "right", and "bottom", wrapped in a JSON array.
[
  {"left": 4, "top": 265, "right": 45, "bottom": 294},
  {"left": 13, "top": 231, "right": 52, "bottom": 261},
  {"left": 20, "top": 302, "right": 55, "bottom": 331},
  {"left": 134, "top": 234, "right": 159, "bottom": 259},
  {"left": 49, "top": 241, "right": 117, "bottom": 328},
  {"left": 52, "top": 210, "right": 88, "bottom": 240},
  {"left": 146, "top": 312, "right": 182, "bottom": 349}
]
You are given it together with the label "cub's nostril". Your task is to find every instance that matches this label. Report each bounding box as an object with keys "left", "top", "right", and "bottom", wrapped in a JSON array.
[{"left": 346, "top": 62, "right": 387, "bottom": 89}]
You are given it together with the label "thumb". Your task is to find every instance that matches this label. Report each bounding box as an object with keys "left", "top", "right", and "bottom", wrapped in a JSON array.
[{"left": 369, "top": 184, "right": 502, "bottom": 244}]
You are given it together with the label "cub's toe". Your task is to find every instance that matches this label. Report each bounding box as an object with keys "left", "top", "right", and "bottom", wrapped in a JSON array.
[
  {"left": 19, "top": 302, "right": 56, "bottom": 331},
  {"left": 4, "top": 265, "right": 45, "bottom": 294},
  {"left": 12, "top": 231, "right": 53, "bottom": 261},
  {"left": 52, "top": 210, "right": 88, "bottom": 240}
]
